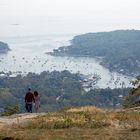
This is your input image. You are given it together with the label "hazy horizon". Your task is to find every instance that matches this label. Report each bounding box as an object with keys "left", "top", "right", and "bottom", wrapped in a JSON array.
[{"left": 0, "top": 0, "right": 140, "bottom": 37}]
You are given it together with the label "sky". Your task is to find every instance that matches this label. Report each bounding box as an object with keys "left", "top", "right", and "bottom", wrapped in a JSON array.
[
  {"left": 0, "top": 0, "right": 140, "bottom": 37},
  {"left": 0, "top": 0, "right": 139, "bottom": 18}
]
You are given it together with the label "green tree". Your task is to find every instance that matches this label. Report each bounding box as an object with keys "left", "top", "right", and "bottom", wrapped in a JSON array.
[
  {"left": 1, "top": 104, "right": 20, "bottom": 116},
  {"left": 123, "top": 75, "right": 140, "bottom": 108}
]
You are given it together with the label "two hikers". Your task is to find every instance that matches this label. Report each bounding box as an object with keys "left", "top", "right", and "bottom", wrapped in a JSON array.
[{"left": 25, "top": 88, "right": 40, "bottom": 113}]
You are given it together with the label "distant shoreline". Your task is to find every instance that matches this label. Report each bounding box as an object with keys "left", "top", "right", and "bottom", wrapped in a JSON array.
[
  {"left": 48, "top": 30, "right": 140, "bottom": 77},
  {"left": 48, "top": 52, "right": 135, "bottom": 77},
  {"left": 0, "top": 42, "right": 10, "bottom": 54}
]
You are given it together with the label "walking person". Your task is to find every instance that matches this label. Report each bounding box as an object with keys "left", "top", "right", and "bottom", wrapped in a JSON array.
[
  {"left": 25, "top": 88, "right": 35, "bottom": 113},
  {"left": 34, "top": 91, "right": 40, "bottom": 113}
]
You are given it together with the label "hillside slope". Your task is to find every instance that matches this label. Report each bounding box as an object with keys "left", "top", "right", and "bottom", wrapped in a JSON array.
[{"left": 0, "top": 106, "right": 140, "bottom": 140}]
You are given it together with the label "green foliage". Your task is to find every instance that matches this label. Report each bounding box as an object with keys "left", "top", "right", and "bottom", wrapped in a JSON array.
[
  {"left": 1, "top": 104, "right": 20, "bottom": 116},
  {"left": 0, "top": 88, "right": 19, "bottom": 110},
  {"left": 0, "top": 71, "right": 130, "bottom": 112},
  {"left": 123, "top": 76, "right": 140, "bottom": 108},
  {"left": 131, "top": 75, "right": 140, "bottom": 87}
]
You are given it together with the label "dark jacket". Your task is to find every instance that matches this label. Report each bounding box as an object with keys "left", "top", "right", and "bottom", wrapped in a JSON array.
[{"left": 25, "top": 92, "right": 35, "bottom": 104}]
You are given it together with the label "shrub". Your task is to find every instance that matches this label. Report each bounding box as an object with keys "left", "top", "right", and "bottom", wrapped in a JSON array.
[{"left": 1, "top": 105, "right": 20, "bottom": 116}]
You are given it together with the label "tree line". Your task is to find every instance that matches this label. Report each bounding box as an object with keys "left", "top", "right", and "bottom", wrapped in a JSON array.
[{"left": 0, "top": 70, "right": 131, "bottom": 112}]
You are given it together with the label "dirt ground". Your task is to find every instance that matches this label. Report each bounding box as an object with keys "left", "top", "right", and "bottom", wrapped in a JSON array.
[{"left": 0, "top": 113, "right": 46, "bottom": 129}]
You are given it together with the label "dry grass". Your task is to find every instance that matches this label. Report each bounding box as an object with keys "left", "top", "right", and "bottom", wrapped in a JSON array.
[
  {"left": 66, "top": 106, "right": 103, "bottom": 113},
  {"left": 0, "top": 106, "right": 140, "bottom": 140}
]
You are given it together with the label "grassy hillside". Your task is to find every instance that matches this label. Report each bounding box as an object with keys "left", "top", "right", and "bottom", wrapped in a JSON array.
[
  {"left": 51, "top": 30, "right": 140, "bottom": 76},
  {"left": 0, "top": 106, "right": 140, "bottom": 140}
]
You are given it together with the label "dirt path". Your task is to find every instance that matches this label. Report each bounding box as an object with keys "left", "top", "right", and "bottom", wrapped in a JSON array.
[{"left": 0, "top": 113, "right": 46, "bottom": 129}]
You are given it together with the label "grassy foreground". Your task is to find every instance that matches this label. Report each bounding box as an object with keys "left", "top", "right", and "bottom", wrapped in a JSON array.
[{"left": 0, "top": 106, "right": 140, "bottom": 140}]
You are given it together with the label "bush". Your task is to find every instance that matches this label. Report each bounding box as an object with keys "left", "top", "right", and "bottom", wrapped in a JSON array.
[{"left": 1, "top": 105, "right": 20, "bottom": 116}]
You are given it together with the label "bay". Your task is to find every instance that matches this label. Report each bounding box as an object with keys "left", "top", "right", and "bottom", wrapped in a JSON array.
[{"left": 0, "top": 35, "right": 132, "bottom": 89}]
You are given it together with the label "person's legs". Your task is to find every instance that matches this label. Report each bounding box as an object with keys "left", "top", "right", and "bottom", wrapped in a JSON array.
[
  {"left": 35, "top": 104, "right": 38, "bottom": 113},
  {"left": 29, "top": 104, "right": 32, "bottom": 113},
  {"left": 26, "top": 104, "right": 32, "bottom": 112},
  {"left": 25, "top": 104, "right": 27, "bottom": 112},
  {"left": 25, "top": 103, "right": 29, "bottom": 112}
]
